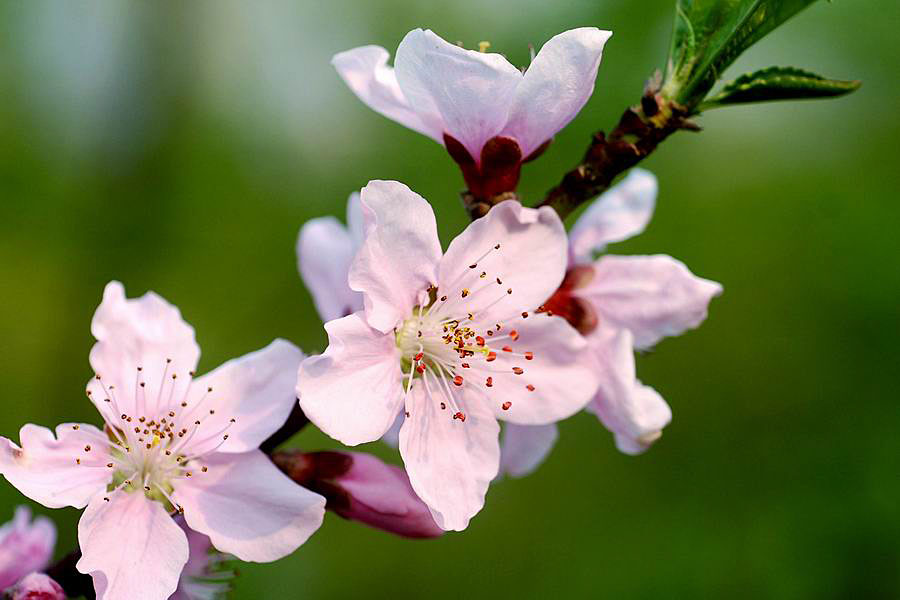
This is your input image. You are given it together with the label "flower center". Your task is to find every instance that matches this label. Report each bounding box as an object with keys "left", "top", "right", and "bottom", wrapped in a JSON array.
[{"left": 78, "top": 361, "right": 235, "bottom": 513}]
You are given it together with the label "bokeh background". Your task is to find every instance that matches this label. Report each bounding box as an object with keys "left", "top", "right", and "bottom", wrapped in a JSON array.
[{"left": 1, "top": 0, "right": 897, "bottom": 598}]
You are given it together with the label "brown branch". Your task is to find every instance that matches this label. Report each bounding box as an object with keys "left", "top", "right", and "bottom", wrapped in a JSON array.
[{"left": 538, "top": 81, "right": 700, "bottom": 220}]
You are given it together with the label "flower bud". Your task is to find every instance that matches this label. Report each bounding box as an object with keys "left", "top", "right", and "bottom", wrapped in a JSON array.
[
  {"left": 273, "top": 450, "right": 443, "bottom": 539},
  {"left": 5, "top": 573, "right": 65, "bottom": 600}
]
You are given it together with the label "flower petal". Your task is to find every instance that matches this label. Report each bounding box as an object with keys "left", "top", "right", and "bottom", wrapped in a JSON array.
[
  {"left": 297, "top": 312, "right": 404, "bottom": 446},
  {"left": 297, "top": 210, "right": 363, "bottom": 324},
  {"left": 381, "top": 411, "right": 404, "bottom": 449},
  {"left": 568, "top": 169, "right": 657, "bottom": 262},
  {"left": 586, "top": 328, "right": 672, "bottom": 454},
  {"left": 398, "top": 382, "right": 500, "bottom": 531},
  {"left": 0, "top": 424, "right": 111, "bottom": 509},
  {"left": 0, "top": 507, "right": 56, "bottom": 589},
  {"left": 437, "top": 201, "right": 568, "bottom": 325},
  {"left": 184, "top": 339, "right": 304, "bottom": 455},
  {"left": 395, "top": 29, "right": 522, "bottom": 160},
  {"left": 579, "top": 254, "right": 723, "bottom": 349},
  {"left": 476, "top": 315, "right": 599, "bottom": 425},
  {"left": 349, "top": 180, "right": 442, "bottom": 333},
  {"left": 499, "top": 423, "right": 558, "bottom": 478},
  {"left": 173, "top": 450, "right": 325, "bottom": 562},
  {"left": 503, "top": 27, "right": 612, "bottom": 157},
  {"left": 332, "top": 45, "right": 444, "bottom": 142},
  {"left": 77, "top": 492, "right": 189, "bottom": 600},
  {"left": 88, "top": 281, "right": 199, "bottom": 419}
]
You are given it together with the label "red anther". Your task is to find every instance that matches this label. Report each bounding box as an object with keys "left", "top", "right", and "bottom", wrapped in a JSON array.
[
  {"left": 416, "top": 364, "right": 426, "bottom": 374},
  {"left": 469, "top": 263, "right": 477, "bottom": 269},
  {"left": 507, "top": 288, "right": 513, "bottom": 295},
  {"left": 510, "top": 330, "right": 519, "bottom": 341},
  {"left": 461, "top": 288, "right": 470, "bottom": 298},
  {"left": 440, "top": 402, "right": 446, "bottom": 410},
  {"left": 525, "top": 351, "right": 534, "bottom": 360},
  {"left": 486, "top": 351, "right": 497, "bottom": 362},
  {"left": 487, "top": 330, "right": 494, "bottom": 336},
  {"left": 461, "top": 362, "right": 470, "bottom": 368},
  {"left": 512, "top": 367, "right": 524, "bottom": 375},
  {"left": 440, "top": 295, "right": 448, "bottom": 302},
  {"left": 414, "top": 352, "right": 424, "bottom": 362},
  {"left": 453, "top": 375, "right": 464, "bottom": 387},
  {"left": 486, "top": 377, "right": 493, "bottom": 387},
  {"left": 494, "top": 244, "right": 501, "bottom": 250},
  {"left": 476, "top": 336, "right": 485, "bottom": 346},
  {"left": 526, "top": 384, "right": 535, "bottom": 392},
  {"left": 502, "top": 401, "right": 512, "bottom": 410},
  {"left": 453, "top": 412, "right": 466, "bottom": 422},
  {"left": 521, "top": 311, "right": 529, "bottom": 318},
  {"left": 502, "top": 346, "right": 513, "bottom": 353}
]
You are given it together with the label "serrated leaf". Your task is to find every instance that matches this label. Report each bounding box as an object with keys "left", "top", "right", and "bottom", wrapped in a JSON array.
[
  {"left": 699, "top": 66, "right": 861, "bottom": 109},
  {"left": 663, "top": 0, "right": 819, "bottom": 107}
]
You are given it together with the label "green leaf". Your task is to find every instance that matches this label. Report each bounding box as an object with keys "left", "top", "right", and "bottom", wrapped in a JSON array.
[
  {"left": 663, "top": 0, "right": 820, "bottom": 108},
  {"left": 699, "top": 66, "right": 861, "bottom": 110}
]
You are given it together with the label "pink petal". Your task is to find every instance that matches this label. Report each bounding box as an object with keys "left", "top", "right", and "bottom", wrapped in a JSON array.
[
  {"left": 0, "top": 507, "right": 56, "bottom": 589},
  {"left": 88, "top": 281, "right": 199, "bottom": 419},
  {"left": 568, "top": 169, "right": 657, "bottom": 262},
  {"left": 398, "top": 383, "right": 500, "bottom": 531},
  {"left": 332, "top": 45, "right": 444, "bottom": 142},
  {"left": 297, "top": 313, "right": 404, "bottom": 446},
  {"left": 183, "top": 339, "right": 304, "bottom": 455},
  {"left": 381, "top": 411, "right": 404, "bottom": 449},
  {"left": 475, "top": 315, "right": 599, "bottom": 425},
  {"left": 173, "top": 451, "right": 325, "bottom": 562},
  {"left": 297, "top": 208, "right": 363, "bottom": 323},
  {"left": 503, "top": 27, "right": 612, "bottom": 157},
  {"left": 579, "top": 254, "right": 723, "bottom": 349},
  {"left": 333, "top": 452, "right": 443, "bottom": 538},
  {"left": 395, "top": 29, "right": 522, "bottom": 161},
  {"left": 76, "top": 493, "right": 189, "bottom": 600},
  {"left": 499, "top": 423, "right": 558, "bottom": 478},
  {"left": 348, "top": 180, "right": 442, "bottom": 333},
  {"left": 438, "top": 201, "right": 568, "bottom": 325},
  {"left": 0, "top": 424, "right": 111, "bottom": 509},
  {"left": 586, "top": 328, "right": 672, "bottom": 454}
]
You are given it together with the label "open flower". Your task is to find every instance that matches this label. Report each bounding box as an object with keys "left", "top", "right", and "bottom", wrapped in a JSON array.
[
  {"left": 297, "top": 192, "right": 364, "bottom": 323},
  {"left": 0, "top": 507, "right": 56, "bottom": 591},
  {"left": 5, "top": 572, "right": 64, "bottom": 600},
  {"left": 501, "top": 170, "right": 722, "bottom": 475},
  {"left": 0, "top": 282, "right": 325, "bottom": 600},
  {"left": 333, "top": 28, "right": 612, "bottom": 198},
  {"left": 297, "top": 180, "right": 600, "bottom": 530}
]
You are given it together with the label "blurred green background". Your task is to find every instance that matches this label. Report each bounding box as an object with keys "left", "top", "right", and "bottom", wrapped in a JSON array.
[{"left": 1, "top": 0, "right": 897, "bottom": 598}]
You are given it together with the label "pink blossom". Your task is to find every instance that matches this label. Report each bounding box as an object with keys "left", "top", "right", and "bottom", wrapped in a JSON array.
[
  {"left": 333, "top": 28, "right": 612, "bottom": 197},
  {"left": 0, "top": 282, "right": 325, "bottom": 600},
  {"left": 297, "top": 180, "right": 600, "bottom": 530},
  {"left": 0, "top": 507, "right": 55, "bottom": 590},
  {"left": 4, "top": 572, "right": 64, "bottom": 600},
  {"left": 502, "top": 170, "right": 722, "bottom": 474},
  {"left": 297, "top": 192, "right": 365, "bottom": 323}
]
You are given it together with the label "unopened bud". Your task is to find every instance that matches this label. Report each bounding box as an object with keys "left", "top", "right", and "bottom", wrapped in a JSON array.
[
  {"left": 273, "top": 450, "right": 443, "bottom": 539},
  {"left": 5, "top": 573, "right": 65, "bottom": 600}
]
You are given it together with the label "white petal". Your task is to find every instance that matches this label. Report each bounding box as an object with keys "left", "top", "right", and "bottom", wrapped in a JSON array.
[
  {"left": 398, "top": 383, "right": 500, "bottom": 531},
  {"left": 297, "top": 213, "right": 362, "bottom": 324},
  {"left": 349, "top": 181, "right": 442, "bottom": 333},
  {"left": 0, "top": 424, "right": 111, "bottom": 509},
  {"left": 332, "top": 45, "right": 444, "bottom": 142},
  {"left": 77, "top": 493, "right": 189, "bottom": 600},
  {"left": 503, "top": 28, "right": 612, "bottom": 157},
  {"left": 183, "top": 340, "right": 304, "bottom": 455},
  {"left": 499, "top": 423, "right": 558, "bottom": 478},
  {"left": 297, "top": 313, "right": 404, "bottom": 446},
  {"left": 477, "top": 315, "right": 599, "bottom": 425},
  {"left": 437, "top": 201, "right": 567, "bottom": 325},
  {"left": 579, "top": 255, "right": 723, "bottom": 348},
  {"left": 173, "top": 451, "right": 325, "bottom": 562},
  {"left": 586, "top": 328, "right": 672, "bottom": 454},
  {"left": 395, "top": 29, "right": 522, "bottom": 160},
  {"left": 88, "top": 281, "right": 199, "bottom": 419},
  {"left": 568, "top": 169, "right": 657, "bottom": 262}
]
